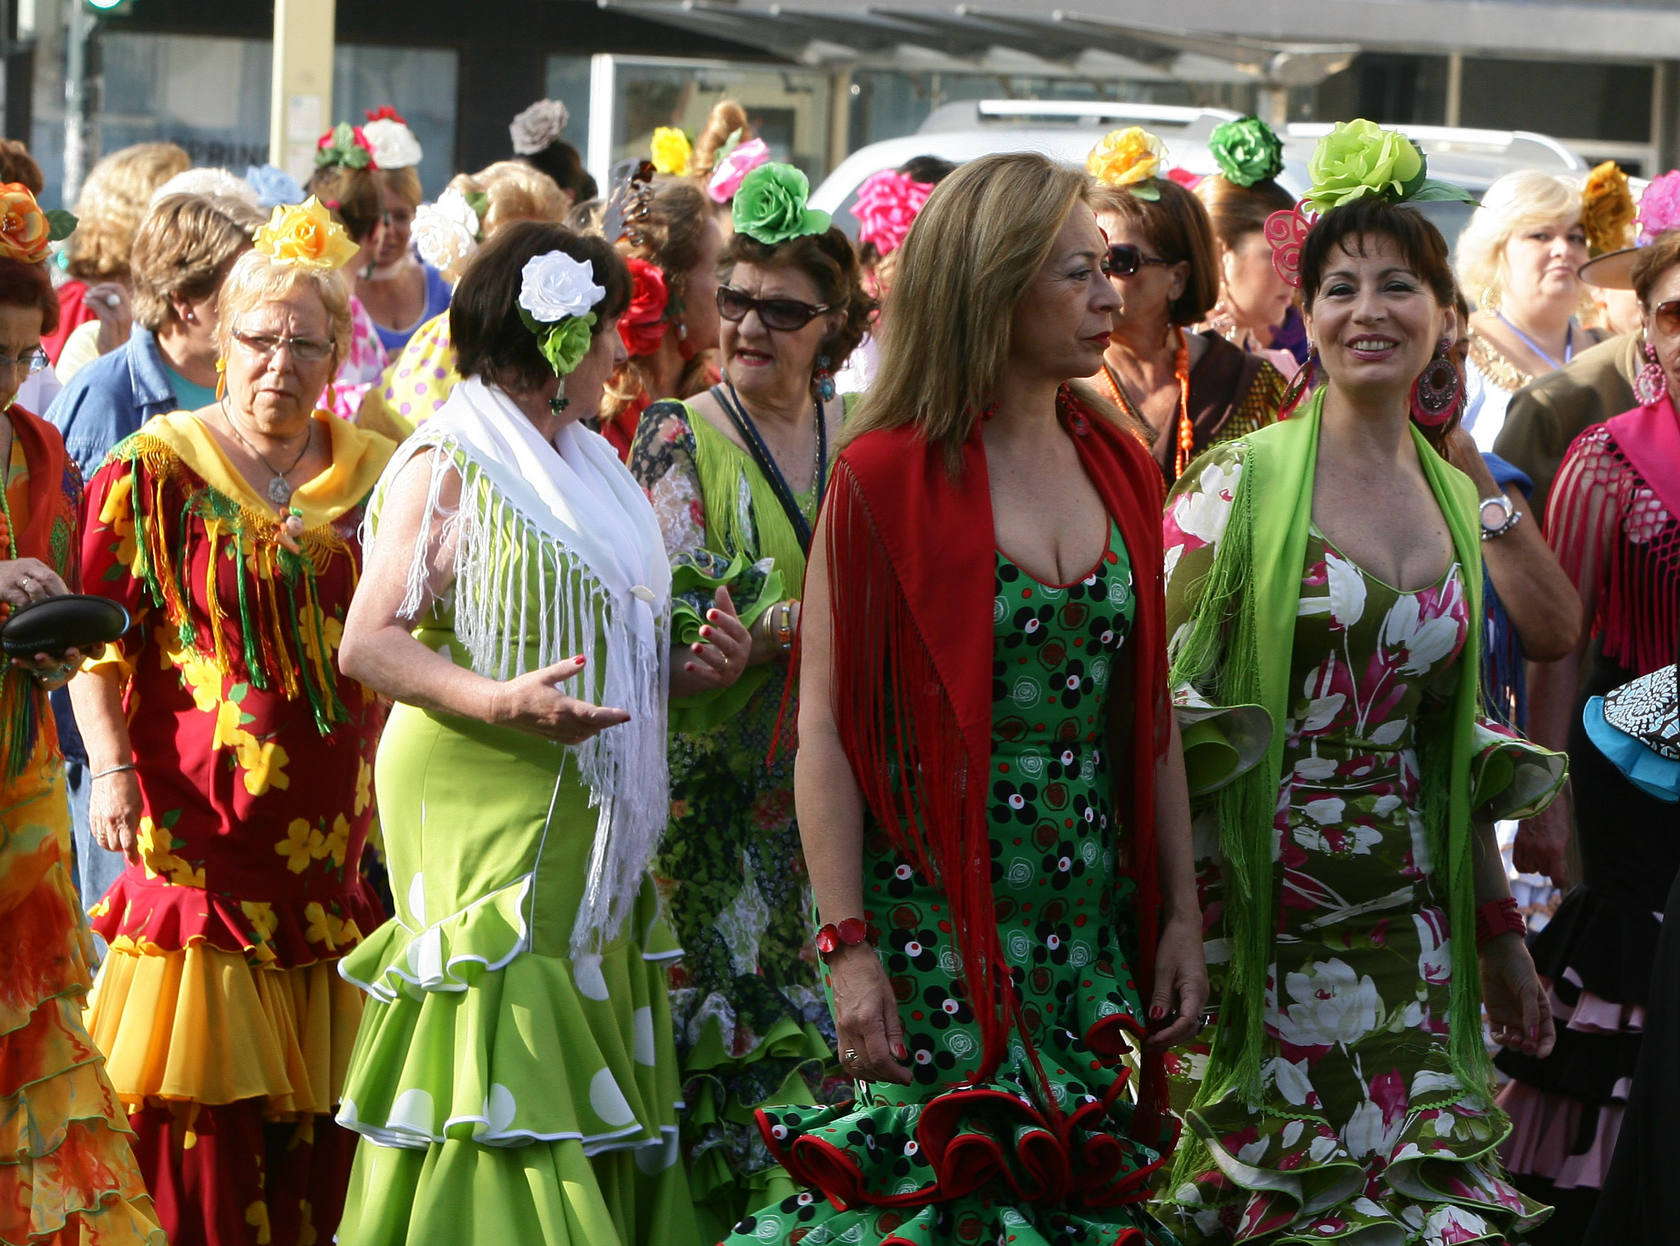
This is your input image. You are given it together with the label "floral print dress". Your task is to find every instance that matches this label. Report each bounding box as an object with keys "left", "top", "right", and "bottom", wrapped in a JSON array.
[
  {"left": 1158, "top": 446, "right": 1563, "bottom": 1246},
  {"left": 723, "top": 520, "right": 1180, "bottom": 1246}
]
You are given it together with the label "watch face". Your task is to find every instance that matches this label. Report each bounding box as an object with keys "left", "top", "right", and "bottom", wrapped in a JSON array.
[{"left": 1480, "top": 497, "right": 1511, "bottom": 527}]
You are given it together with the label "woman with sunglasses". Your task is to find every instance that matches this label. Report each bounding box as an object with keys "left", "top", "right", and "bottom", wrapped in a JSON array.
[
  {"left": 69, "top": 201, "right": 396, "bottom": 1246},
  {"left": 1494, "top": 226, "right": 1680, "bottom": 1246},
  {"left": 627, "top": 162, "right": 872, "bottom": 1238},
  {"left": 1084, "top": 128, "right": 1287, "bottom": 486}
]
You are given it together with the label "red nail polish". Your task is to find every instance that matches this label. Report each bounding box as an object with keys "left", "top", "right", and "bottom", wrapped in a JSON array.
[
  {"left": 892, "top": 1041, "right": 908, "bottom": 1060},
  {"left": 1149, "top": 1005, "right": 1165, "bottom": 1021}
]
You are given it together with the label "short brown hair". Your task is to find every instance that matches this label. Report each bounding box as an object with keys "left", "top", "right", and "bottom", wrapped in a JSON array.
[
  {"left": 67, "top": 142, "right": 192, "bottom": 283},
  {"left": 304, "top": 163, "right": 384, "bottom": 244},
  {"left": 1632, "top": 229, "right": 1680, "bottom": 309},
  {"left": 216, "top": 248, "right": 354, "bottom": 370},
  {"left": 375, "top": 166, "right": 423, "bottom": 212},
  {"left": 1087, "top": 178, "right": 1220, "bottom": 326},
  {"left": 0, "top": 258, "right": 58, "bottom": 337},
  {"left": 131, "top": 194, "right": 265, "bottom": 332},
  {"left": 1195, "top": 173, "right": 1294, "bottom": 252},
  {"left": 0, "top": 140, "right": 44, "bottom": 196},
  {"left": 721, "top": 227, "right": 874, "bottom": 366},
  {"left": 451, "top": 221, "right": 630, "bottom": 392},
  {"left": 1299, "top": 198, "right": 1455, "bottom": 311}
]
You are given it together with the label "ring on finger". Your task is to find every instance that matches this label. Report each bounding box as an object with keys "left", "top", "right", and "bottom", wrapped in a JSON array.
[{"left": 842, "top": 1047, "right": 859, "bottom": 1065}]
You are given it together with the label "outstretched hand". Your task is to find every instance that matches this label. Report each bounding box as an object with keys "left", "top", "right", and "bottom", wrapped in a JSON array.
[{"left": 489, "top": 655, "right": 630, "bottom": 744}]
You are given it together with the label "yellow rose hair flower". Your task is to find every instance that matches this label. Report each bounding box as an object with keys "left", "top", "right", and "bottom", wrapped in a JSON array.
[
  {"left": 0, "top": 183, "right": 73, "bottom": 265},
  {"left": 1581, "top": 161, "right": 1636, "bottom": 257},
  {"left": 650, "top": 126, "right": 692, "bottom": 177},
  {"left": 1087, "top": 127, "right": 1167, "bottom": 199},
  {"left": 253, "top": 196, "right": 359, "bottom": 270}
]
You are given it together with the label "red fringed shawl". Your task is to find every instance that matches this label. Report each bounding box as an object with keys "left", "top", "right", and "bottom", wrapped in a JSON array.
[
  {"left": 0, "top": 406, "right": 79, "bottom": 778},
  {"left": 1545, "top": 395, "right": 1680, "bottom": 677},
  {"left": 821, "top": 387, "right": 1171, "bottom": 1123}
]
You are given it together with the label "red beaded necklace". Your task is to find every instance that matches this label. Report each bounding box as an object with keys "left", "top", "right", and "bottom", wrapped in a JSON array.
[{"left": 1102, "top": 327, "right": 1192, "bottom": 476}]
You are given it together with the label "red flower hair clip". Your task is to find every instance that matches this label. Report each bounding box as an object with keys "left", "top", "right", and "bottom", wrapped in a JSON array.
[
  {"left": 1264, "top": 204, "right": 1317, "bottom": 288},
  {"left": 365, "top": 105, "right": 408, "bottom": 125},
  {"left": 618, "top": 257, "right": 671, "bottom": 358}
]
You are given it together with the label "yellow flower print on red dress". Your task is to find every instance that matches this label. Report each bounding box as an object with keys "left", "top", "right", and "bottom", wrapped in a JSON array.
[
  {"left": 240, "top": 900, "right": 280, "bottom": 944},
  {"left": 275, "top": 819, "right": 325, "bottom": 874},
  {"left": 236, "top": 737, "right": 291, "bottom": 796},
  {"left": 321, "top": 814, "right": 350, "bottom": 869},
  {"left": 245, "top": 1198, "right": 273, "bottom": 1245},
  {"left": 353, "top": 758, "right": 372, "bottom": 817}
]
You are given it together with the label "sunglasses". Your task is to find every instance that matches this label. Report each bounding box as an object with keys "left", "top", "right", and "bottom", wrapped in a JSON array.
[
  {"left": 1654, "top": 299, "right": 1680, "bottom": 336},
  {"left": 231, "top": 328, "right": 334, "bottom": 363},
  {"left": 1104, "top": 244, "right": 1174, "bottom": 277},
  {"left": 716, "top": 285, "right": 831, "bottom": 331}
]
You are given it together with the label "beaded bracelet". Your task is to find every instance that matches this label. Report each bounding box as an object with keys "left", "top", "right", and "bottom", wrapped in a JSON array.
[{"left": 1475, "top": 897, "right": 1525, "bottom": 946}]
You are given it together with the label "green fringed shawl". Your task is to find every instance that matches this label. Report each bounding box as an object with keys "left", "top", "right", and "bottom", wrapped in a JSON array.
[{"left": 1167, "top": 389, "right": 1493, "bottom": 1126}]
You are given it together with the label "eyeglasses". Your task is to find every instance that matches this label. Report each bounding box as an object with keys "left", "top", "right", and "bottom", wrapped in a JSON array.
[
  {"left": 0, "top": 348, "right": 48, "bottom": 374},
  {"left": 716, "top": 285, "right": 831, "bottom": 331},
  {"left": 1103, "top": 244, "right": 1175, "bottom": 277},
  {"left": 1653, "top": 299, "right": 1680, "bottom": 336},
  {"left": 231, "top": 329, "right": 334, "bottom": 363}
]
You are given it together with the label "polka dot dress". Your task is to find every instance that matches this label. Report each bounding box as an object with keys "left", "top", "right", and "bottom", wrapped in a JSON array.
[{"left": 724, "top": 518, "right": 1179, "bottom": 1245}]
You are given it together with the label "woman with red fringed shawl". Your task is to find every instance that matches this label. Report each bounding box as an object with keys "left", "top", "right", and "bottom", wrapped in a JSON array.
[{"left": 718, "top": 152, "right": 1207, "bottom": 1246}]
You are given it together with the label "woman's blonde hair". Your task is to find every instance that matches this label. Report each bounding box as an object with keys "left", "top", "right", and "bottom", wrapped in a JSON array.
[
  {"left": 690, "top": 99, "right": 750, "bottom": 182},
  {"left": 216, "top": 248, "right": 353, "bottom": 372},
  {"left": 131, "top": 194, "right": 266, "bottom": 332},
  {"left": 1454, "top": 169, "right": 1584, "bottom": 311},
  {"left": 68, "top": 141, "right": 192, "bottom": 282},
  {"left": 844, "top": 152, "right": 1103, "bottom": 473}
]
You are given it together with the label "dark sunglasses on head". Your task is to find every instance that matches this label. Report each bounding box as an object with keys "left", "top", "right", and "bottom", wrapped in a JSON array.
[
  {"left": 1654, "top": 298, "right": 1680, "bottom": 336},
  {"left": 716, "top": 285, "right": 831, "bottom": 331},
  {"left": 1104, "top": 243, "right": 1174, "bottom": 277}
]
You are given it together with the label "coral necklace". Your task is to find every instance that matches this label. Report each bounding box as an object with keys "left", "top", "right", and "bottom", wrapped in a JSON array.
[{"left": 1102, "top": 327, "right": 1192, "bottom": 477}]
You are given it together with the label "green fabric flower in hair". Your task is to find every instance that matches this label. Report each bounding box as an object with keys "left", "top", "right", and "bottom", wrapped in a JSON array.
[
  {"left": 1209, "top": 116, "right": 1284, "bottom": 188},
  {"left": 732, "top": 163, "right": 831, "bottom": 246},
  {"left": 1303, "top": 119, "right": 1475, "bottom": 212},
  {"left": 537, "top": 313, "right": 596, "bottom": 378}
]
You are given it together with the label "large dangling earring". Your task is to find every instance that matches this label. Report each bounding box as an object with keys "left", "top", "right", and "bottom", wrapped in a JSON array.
[
  {"left": 1410, "top": 339, "right": 1461, "bottom": 428},
  {"left": 214, "top": 358, "right": 226, "bottom": 401},
  {"left": 1278, "top": 347, "right": 1317, "bottom": 419},
  {"left": 1635, "top": 340, "right": 1666, "bottom": 406},
  {"left": 549, "top": 378, "right": 569, "bottom": 416},
  {"left": 812, "top": 353, "right": 836, "bottom": 404}
]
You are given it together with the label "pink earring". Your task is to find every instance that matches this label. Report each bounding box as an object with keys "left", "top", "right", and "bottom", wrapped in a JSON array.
[
  {"left": 1635, "top": 340, "right": 1666, "bottom": 406},
  {"left": 1410, "top": 338, "right": 1461, "bottom": 428}
]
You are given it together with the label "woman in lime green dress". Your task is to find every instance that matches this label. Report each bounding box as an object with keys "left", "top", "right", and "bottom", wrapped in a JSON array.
[
  {"left": 627, "top": 162, "right": 875, "bottom": 1237},
  {"left": 332, "top": 221, "right": 751, "bottom": 1245}
]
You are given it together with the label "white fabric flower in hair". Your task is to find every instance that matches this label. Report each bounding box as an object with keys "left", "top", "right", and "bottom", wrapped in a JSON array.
[
  {"left": 413, "top": 189, "right": 480, "bottom": 275},
  {"left": 363, "top": 118, "right": 423, "bottom": 169},
  {"left": 510, "top": 100, "right": 570, "bottom": 156},
  {"left": 518, "top": 251, "right": 604, "bottom": 323}
]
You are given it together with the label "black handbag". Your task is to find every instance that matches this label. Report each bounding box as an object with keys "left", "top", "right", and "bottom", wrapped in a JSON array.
[{"left": 0, "top": 593, "right": 130, "bottom": 658}]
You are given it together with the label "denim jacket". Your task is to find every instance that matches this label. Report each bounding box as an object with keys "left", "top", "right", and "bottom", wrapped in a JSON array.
[
  {"left": 43, "top": 326, "right": 183, "bottom": 763},
  {"left": 45, "top": 325, "right": 181, "bottom": 481}
]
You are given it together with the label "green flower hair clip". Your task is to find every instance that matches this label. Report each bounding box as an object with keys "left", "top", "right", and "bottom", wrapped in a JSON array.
[
  {"left": 732, "top": 163, "right": 831, "bottom": 247},
  {"left": 1209, "top": 116, "right": 1284, "bottom": 188},
  {"left": 1301, "top": 119, "right": 1475, "bottom": 213}
]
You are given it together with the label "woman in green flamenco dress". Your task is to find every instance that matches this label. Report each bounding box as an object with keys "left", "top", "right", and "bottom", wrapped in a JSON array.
[
  {"left": 627, "top": 160, "right": 874, "bottom": 1237},
  {"left": 721, "top": 153, "right": 1209, "bottom": 1245},
  {"left": 332, "top": 222, "right": 752, "bottom": 1246}
]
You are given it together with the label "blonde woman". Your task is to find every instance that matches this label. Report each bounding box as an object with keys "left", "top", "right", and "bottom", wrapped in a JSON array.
[
  {"left": 1456, "top": 169, "right": 1596, "bottom": 449},
  {"left": 49, "top": 141, "right": 190, "bottom": 372}
]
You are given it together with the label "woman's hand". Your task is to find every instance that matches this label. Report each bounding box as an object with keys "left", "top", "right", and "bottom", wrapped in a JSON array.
[
  {"left": 1482, "top": 932, "right": 1556, "bottom": 1058},
  {"left": 89, "top": 768, "right": 143, "bottom": 864},
  {"left": 0, "top": 558, "right": 69, "bottom": 610},
  {"left": 670, "top": 587, "right": 752, "bottom": 698},
  {"left": 10, "top": 645, "right": 82, "bottom": 689},
  {"left": 84, "top": 282, "right": 133, "bottom": 355},
  {"left": 1145, "top": 909, "right": 1210, "bottom": 1050},
  {"left": 749, "top": 598, "right": 801, "bottom": 665},
  {"left": 1513, "top": 800, "right": 1572, "bottom": 888},
  {"left": 827, "top": 943, "right": 911, "bottom": 1084},
  {"left": 487, "top": 654, "right": 630, "bottom": 743}
]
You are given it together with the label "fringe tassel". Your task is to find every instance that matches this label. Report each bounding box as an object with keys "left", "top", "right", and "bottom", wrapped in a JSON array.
[{"left": 0, "top": 667, "right": 41, "bottom": 780}]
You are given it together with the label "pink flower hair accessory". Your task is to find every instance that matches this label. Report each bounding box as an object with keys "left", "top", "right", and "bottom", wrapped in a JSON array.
[
  {"left": 1637, "top": 170, "right": 1680, "bottom": 245},
  {"left": 707, "top": 137, "right": 771, "bottom": 204},
  {"left": 851, "top": 169, "right": 935, "bottom": 257}
]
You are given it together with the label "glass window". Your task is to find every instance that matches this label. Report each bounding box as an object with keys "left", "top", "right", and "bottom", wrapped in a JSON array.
[
  {"left": 543, "top": 54, "right": 593, "bottom": 163},
  {"left": 332, "top": 45, "right": 459, "bottom": 198},
  {"left": 1459, "top": 58, "right": 1652, "bottom": 144}
]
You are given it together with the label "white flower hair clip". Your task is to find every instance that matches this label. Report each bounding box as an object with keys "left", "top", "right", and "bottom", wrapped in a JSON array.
[
  {"left": 413, "top": 186, "right": 484, "bottom": 280},
  {"left": 516, "top": 250, "right": 606, "bottom": 403},
  {"left": 362, "top": 116, "right": 423, "bottom": 170}
]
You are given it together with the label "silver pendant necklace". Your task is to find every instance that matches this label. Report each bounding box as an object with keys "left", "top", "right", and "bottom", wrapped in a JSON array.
[{"left": 219, "top": 396, "right": 310, "bottom": 505}]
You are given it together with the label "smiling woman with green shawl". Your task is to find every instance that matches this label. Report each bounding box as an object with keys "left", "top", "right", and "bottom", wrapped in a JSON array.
[{"left": 1154, "top": 124, "right": 1569, "bottom": 1246}]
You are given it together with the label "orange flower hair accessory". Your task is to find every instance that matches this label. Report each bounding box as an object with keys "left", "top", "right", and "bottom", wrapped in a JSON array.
[
  {"left": 1582, "top": 161, "right": 1636, "bottom": 256},
  {"left": 253, "top": 196, "right": 359, "bottom": 270},
  {"left": 0, "top": 183, "right": 73, "bottom": 265},
  {"left": 1087, "top": 127, "right": 1167, "bottom": 200}
]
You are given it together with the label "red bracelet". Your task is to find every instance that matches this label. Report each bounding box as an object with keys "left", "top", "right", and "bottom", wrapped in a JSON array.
[
  {"left": 1475, "top": 897, "right": 1525, "bottom": 947},
  {"left": 814, "top": 917, "right": 877, "bottom": 961}
]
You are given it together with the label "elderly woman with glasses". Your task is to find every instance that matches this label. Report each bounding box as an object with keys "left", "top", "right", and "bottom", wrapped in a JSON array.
[
  {"left": 68, "top": 199, "right": 395, "bottom": 1246},
  {"left": 1084, "top": 128, "right": 1288, "bottom": 486},
  {"left": 627, "top": 162, "right": 873, "bottom": 1237}
]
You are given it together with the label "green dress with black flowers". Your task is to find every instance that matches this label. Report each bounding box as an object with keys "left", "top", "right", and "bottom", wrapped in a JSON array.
[{"left": 723, "top": 518, "right": 1179, "bottom": 1246}]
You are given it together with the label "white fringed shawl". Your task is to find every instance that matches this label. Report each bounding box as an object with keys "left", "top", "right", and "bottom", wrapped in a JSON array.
[{"left": 365, "top": 377, "right": 672, "bottom": 958}]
